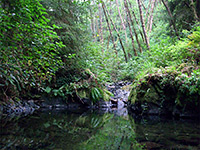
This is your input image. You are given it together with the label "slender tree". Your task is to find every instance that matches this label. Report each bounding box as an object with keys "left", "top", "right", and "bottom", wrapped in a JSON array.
[
  {"left": 124, "top": 0, "right": 142, "bottom": 54},
  {"left": 116, "top": 0, "right": 128, "bottom": 43},
  {"left": 98, "top": 3, "right": 104, "bottom": 52},
  {"left": 190, "top": 0, "right": 199, "bottom": 21},
  {"left": 128, "top": 0, "right": 145, "bottom": 42},
  {"left": 102, "top": 1, "right": 118, "bottom": 56},
  {"left": 161, "top": 0, "right": 180, "bottom": 39},
  {"left": 124, "top": 0, "right": 137, "bottom": 56},
  {"left": 141, "top": 0, "right": 157, "bottom": 28},
  {"left": 102, "top": 1, "right": 128, "bottom": 62},
  {"left": 90, "top": 8, "right": 96, "bottom": 42},
  {"left": 147, "top": 0, "right": 156, "bottom": 32},
  {"left": 147, "top": 0, "right": 156, "bottom": 43},
  {"left": 145, "top": 0, "right": 152, "bottom": 22},
  {"left": 137, "top": 0, "right": 150, "bottom": 50}
]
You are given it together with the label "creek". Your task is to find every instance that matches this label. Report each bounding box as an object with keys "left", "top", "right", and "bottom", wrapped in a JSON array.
[{"left": 1, "top": 108, "right": 200, "bottom": 150}]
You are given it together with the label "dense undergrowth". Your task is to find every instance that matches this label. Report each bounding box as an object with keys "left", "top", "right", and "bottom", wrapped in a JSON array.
[
  {"left": 0, "top": 0, "right": 200, "bottom": 109},
  {"left": 0, "top": 0, "right": 113, "bottom": 105},
  {"left": 128, "top": 24, "right": 200, "bottom": 114},
  {"left": 0, "top": 0, "right": 64, "bottom": 103}
]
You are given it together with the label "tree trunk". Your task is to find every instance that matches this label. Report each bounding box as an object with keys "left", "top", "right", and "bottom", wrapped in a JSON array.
[
  {"left": 190, "top": 0, "right": 199, "bottom": 21},
  {"left": 145, "top": 0, "right": 152, "bottom": 23},
  {"left": 98, "top": 3, "right": 104, "bottom": 52},
  {"left": 141, "top": 0, "right": 157, "bottom": 28},
  {"left": 90, "top": 9, "right": 96, "bottom": 42},
  {"left": 147, "top": 0, "right": 156, "bottom": 32},
  {"left": 147, "top": 0, "right": 156, "bottom": 43},
  {"left": 116, "top": 0, "right": 128, "bottom": 43},
  {"left": 161, "top": 0, "right": 180, "bottom": 39},
  {"left": 102, "top": 2, "right": 117, "bottom": 56},
  {"left": 124, "top": 0, "right": 142, "bottom": 54},
  {"left": 137, "top": 0, "right": 150, "bottom": 50},
  {"left": 124, "top": 0, "right": 137, "bottom": 56},
  {"left": 196, "top": 0, "right": 200, "bottom": 18},
  {"left": 128, "top": 0, "right": 145, "bottom": 43},
  {"left": 102, "top": 1, "right": 128, "bottom": 62}
]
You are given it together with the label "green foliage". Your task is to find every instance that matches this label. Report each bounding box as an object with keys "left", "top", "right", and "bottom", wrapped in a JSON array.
[
  {"left": 168, "top": 0, "right": 199, "bottom": 32},
  {"left": 0, "top": 0, "right": 199, "bottom": 107},
  {"left": 0, "top": 0, "right": 65, "bottom": 101},
  {"left": 82, "top": 42, "right": 120, "bottom": 82},
  {"left": 129, "top": 64, "right": 200, "bottom": 113},
  {"left": 90, "top": 87, "right": 102, "bottom": 103},
  {"left": 127, "top": 24, "right": 200, "bottom": 113},
  {"left": 43, "top": 69, "right": 113, "bottom": 103},
  {"left": 41, "top": 0, "right": 90, "bottom": 73}
]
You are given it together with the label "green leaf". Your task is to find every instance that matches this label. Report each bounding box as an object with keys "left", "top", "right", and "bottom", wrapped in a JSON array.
[
  {"left": 44, "top": 123, "right": 50, "bottom": 128},
  {"left": 45, "top": 86, "right": 51, "bottom": 93}
]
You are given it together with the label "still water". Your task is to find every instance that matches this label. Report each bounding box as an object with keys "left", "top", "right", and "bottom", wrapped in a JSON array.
[{"left": 1, "top": 108, "right": 200, "bottom": 150}]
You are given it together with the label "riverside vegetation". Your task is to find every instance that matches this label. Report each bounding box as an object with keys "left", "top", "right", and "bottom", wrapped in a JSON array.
[
  {"left": 0, "top": 0, "right": 200, "bottom": 116},
  {"left": 1, "top": 0, "right": 200, "bottom": 150}
]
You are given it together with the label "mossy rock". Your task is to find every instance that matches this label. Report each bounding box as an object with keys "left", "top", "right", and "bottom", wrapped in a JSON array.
[
  {"left": 128, "top": 83, "right": 160, "bottom": 104},
  {"left": 128, "top": 66, "right": 200, "bottom": 117}
]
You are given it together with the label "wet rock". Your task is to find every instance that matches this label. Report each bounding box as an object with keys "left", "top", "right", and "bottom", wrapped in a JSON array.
[
  {"left": 118, "top": 99, "right": 125, "bottom": 109},
  {"left": 97, "top": 100, "right": 112, "bottom": 108},
  {"left": 27, "top": 100, "right": 40, "bottom": 109},
  {"left": 1, "top": 100, "right": 40, "bottom": 117},
  {"left": 110, "top": 97, "right": 118, "bottom": 106},
  {"left": 115, "top": 107, "right": 128, "bottom": 117},
  {"left": 106, "top": 81, "right": 132, "bottom": 109}
]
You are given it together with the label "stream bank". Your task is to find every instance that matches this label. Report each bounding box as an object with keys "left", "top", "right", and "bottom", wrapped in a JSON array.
[
  {"left": 0, "top": 81, "right": 131, "bottom": 118},
  {"left": 1, "top": 77, "right": 200, "bottom": 120},
  {"left": 128, "top": 65, "right": 200, "bottom": 119}
]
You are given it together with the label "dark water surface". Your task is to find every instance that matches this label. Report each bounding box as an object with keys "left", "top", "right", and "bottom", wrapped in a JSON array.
[{"left": 1, "top": 109, "right": 200, "bottom": 150}]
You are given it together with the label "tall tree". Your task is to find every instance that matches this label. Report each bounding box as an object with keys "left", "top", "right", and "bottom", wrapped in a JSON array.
[
  {"left": 124, "top": 0, "right": 142, "bottom": 54},
  {"left": 102, "top": 1, "right": 117, "bottom": 56},
  {"left": 141, "top": 0, "right": 157, "bottom": 28},
  {"left": 124, "top": 0, "right": 137, "bottom": 56},
  {"left": 128, "top": 0, "right": 145, "bottom": 42},
  {"left": 147, "top": 0, "right": 156, "bottom": 43},
  {"left": 90, "top": 8, "right": 96, "bottom": 42},
  {"left": 190, "top": 0, "right": 199, "bottom": 21},
  {"left": 145, "top": 0, "right": 152, "bottom": 22},
  {"left": 137, "top": 0, "right": 150, "bottom": 50},
  {"left": 98, "top": 3, "right": 104, "bottom": 51},
  {"left": 102, "top": 1, "right": 128, "bottom": 62},
  {"left": 116, "top": 0, "right": 128, "bottom": 43},
  {"left": 161, "top": 0, "right": 180, "bottom": 39},
  {"left": 147, "top": 0, "right": 156, "bottom": 31}
]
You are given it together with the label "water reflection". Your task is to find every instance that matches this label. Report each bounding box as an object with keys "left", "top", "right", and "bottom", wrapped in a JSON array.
[{"left": 0, "top": 109, "right": 200, "bottom": 150}]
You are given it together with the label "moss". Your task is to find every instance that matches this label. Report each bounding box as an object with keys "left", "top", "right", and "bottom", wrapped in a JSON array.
[
  {"left": 128, "top": 84, "right": 160, "bottom": 104},
  {"left": 129, "top": 63, "right": 200, "bottom": 116},
  {"left": 128, "top": 88, "right": 137, "bottom": 104}
]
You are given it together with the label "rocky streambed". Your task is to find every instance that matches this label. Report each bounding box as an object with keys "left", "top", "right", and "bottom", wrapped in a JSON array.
[
  {"left": 1, "top": 78, "right": 200, "bottom": 120},
  {"left": 0, "top": 81, "right": 132, "bottom": 118}
]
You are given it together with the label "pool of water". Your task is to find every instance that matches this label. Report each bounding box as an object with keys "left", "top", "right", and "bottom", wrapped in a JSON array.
[{"left": 0, "top": 109, "right": 200, "bottom": 150}]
